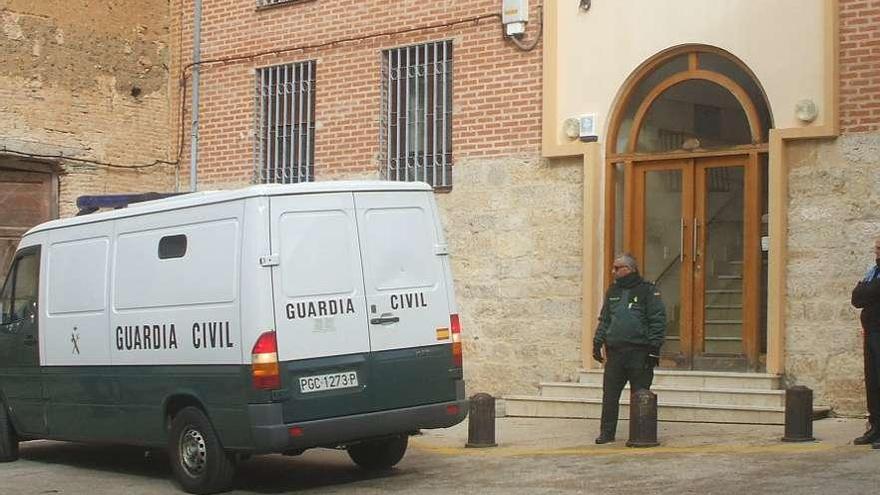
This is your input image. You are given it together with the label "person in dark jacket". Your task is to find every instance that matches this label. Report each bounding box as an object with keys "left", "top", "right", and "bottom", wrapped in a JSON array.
[
  {"left": 851, "top": 238, "right": 880, "bottom": 447},
  {"left": 592, "top": 253, "right": 666, "bottom": 444}
]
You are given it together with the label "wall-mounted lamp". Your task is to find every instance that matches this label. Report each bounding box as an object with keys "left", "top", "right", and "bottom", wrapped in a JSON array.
[
  {"left": 579, "top": 0, "right": 592, "bottom": 12},
  {"left": 563, "top": 114, "right": 599, "bottom": 142},
  {"left": 563, "top": 118, "right": 580, "bottom": 140},
  {"left": 795, "top": 99, "right": 818, "bottom": 123}
]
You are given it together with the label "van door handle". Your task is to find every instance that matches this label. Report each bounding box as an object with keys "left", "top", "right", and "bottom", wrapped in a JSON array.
[{"left": 370, "top": 316, "right": 400, "bottom": 325}]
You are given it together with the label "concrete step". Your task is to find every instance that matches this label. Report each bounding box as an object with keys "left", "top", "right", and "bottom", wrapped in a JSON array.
[
  {"left": 540, "top": 382, "right": 785, "bottom": 408},
  {"left": 503, "top": 396, "right": 830, "bottom": 425},
  {"left": 578, "top": 369, "right": 781, "bottom": 390}
]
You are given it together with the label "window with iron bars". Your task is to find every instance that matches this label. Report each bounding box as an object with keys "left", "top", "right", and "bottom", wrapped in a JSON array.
[
  {"left": 381, "top": 41, "right": 453, "bottom": 190},
  {"left": 255, "top": 60, "right": 316, "bottom": 184},
  {"left": 255, "top": 0, "right": 307, "bottom": 8}
]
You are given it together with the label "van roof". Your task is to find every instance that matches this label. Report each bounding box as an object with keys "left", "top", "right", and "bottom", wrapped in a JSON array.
[{"left": 26, "top": 180, "right": 433, "bottom": 236}]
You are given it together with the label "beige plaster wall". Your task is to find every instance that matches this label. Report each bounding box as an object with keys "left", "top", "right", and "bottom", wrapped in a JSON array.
[
  {"left": 785, "top": 133, "right": 880, "bottom": 416},
  {"left": 549, "top": 0, "right": 827, "bottom": 148}
]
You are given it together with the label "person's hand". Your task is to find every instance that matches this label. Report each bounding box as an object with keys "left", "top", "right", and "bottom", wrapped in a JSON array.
[
  {"left": 647, "top": 347, "right": 661, "bottom": 368},
  {"left": 592, "top": 346, "right": 604, "bottom": 364}
]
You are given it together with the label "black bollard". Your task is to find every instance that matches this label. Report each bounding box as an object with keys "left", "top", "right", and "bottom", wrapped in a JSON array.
[
  {"left": 466, "top": 393, "right": 497, "bottom": 448},
  {"left": 782, "top": 385, "right": 815, "bottom": 442},
  {"left": 626, "top": 389, "right": 659, "bottom": 448}
]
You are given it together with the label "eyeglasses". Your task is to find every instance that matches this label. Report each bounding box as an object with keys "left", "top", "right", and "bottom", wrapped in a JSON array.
[{"left": 612, "top": 265, "right": 629, "bottom": 271}]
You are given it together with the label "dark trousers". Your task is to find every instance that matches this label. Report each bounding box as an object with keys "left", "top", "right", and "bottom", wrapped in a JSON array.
[
  {"left": 866, "top": 332, "right": 880, "bottom": 426},
  {"left": 600, "top": 348, "right": 654, "bottom": 437}
]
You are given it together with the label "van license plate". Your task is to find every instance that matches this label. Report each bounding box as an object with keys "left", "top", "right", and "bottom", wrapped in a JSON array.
[{"left": 299, "top": 371, "right": 359, "bottom": 394}]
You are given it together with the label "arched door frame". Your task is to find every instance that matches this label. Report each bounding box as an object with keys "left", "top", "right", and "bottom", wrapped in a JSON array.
[
  {"left": 627, "top": 70, "right": 763, "bottom": 153},
  {"left": 603, "top": 45, "right": 772, "bottom": 370}
]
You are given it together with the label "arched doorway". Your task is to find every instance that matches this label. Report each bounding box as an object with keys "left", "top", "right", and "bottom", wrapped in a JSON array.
[{"left": 605, "top": 46, "right": 773, "bottom": 371}]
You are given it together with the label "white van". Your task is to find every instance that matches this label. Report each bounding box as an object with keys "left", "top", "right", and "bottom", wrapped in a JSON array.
[{"left": 0, "top": 181, "right": 466, "bottom": 494}]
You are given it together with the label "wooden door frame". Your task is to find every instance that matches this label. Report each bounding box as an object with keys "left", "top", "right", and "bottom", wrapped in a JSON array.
[
  {"left": 625, "top": 154, "right": 762, "bottom": 368},
  {"left": 630, "top": 159, "right": 695, "bottom": 366}
]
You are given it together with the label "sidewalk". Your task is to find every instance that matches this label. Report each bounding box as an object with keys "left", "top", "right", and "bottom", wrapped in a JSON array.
[
  {"left": 405, "top": 417, "right": 879, "bottom": 494},
  {"left": 413, "top": 415, "right": 870, "bottom": 454}
]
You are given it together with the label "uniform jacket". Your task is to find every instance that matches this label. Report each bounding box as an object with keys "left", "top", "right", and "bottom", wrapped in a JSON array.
[
  {"left": 593, "top": 272, "right": 666, "bottom": 351},
  {"left": 853, "top": 265, "right": 880, "bottom": 334}
]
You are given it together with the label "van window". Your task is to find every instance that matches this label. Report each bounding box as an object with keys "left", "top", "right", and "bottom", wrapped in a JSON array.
[
  {"left": 158, "top": 234, "right": 187, "bottom": 259},
  {"left": 362, "top": 207, "right": 435, "bottom": 290},
  {"left": 115, "top": 221, "right": 237, "bottom": 309},
  {"left": 48, "top": 238, "right": 108, "bottom": 315},
  {"left": 278, "top": 210, "right": 358, "bottom": 297},
  {"left": 0, "top": 249, "right": 40, "bottom": 325},
  {"left": 0, "top": 267, "right": 11, "bottom": 324}
]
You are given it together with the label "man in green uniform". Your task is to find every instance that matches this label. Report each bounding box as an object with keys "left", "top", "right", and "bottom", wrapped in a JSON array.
[{"left": 592, "top": 253, "right": 666, "bottom": 444}]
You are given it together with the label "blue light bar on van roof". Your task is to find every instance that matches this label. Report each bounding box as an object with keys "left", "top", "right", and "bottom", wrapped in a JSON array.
[{"left": 76, "top": 192, "right": 186, "bottom": 216}]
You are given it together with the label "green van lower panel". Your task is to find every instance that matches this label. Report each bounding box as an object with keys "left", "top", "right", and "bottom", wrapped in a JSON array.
[
  {"left": 278, "top": 345, "right": 459, "bottom": 424},
  {"left": 279, "top": 352, "right": 372, "bottom": 424},
  {"left": 40, "top": 365, "right": 252, "bottom": 449},
  {"left": 0, "top": 366, "right": 46, "bottom": 436},
  {"left": 369, "top": 344, "right": 458, "bottom": 410}
]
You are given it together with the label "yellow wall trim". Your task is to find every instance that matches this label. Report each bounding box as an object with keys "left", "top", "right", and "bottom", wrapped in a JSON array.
[{"left": 542, "top": 0, "right": 840, "bottom": 372}]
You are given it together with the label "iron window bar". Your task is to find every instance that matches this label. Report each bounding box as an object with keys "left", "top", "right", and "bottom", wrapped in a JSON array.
[
  {"left": 255, "top": 60, "right": 316, "bottom": 184},
  {"left": 382, "top": 40, "right": 453, "bottom": 189}
]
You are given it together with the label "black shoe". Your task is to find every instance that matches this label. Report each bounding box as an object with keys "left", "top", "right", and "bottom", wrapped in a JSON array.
[
  {"left": 853, "top": 426, "right": 880, "bottom": 445},
  {"left": 872, "top": 441, "right": 880, "bottom": 450},
  {"left": 595, "top": 434, "right": 615, "bottom": 444}
]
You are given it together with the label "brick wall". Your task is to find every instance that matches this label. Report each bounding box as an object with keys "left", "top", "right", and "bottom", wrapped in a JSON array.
[
  {"left": 170, "top": 1, "right": 583, "bottom": 400},
  {"left": 171, "top": 0, "right": 543, "bottom": 187},
  {"left": 1, "top": 1, "right": 175, "bottom": 217},
  {"left": 840, "top": 0, "right": 880, "bottom": 133}
]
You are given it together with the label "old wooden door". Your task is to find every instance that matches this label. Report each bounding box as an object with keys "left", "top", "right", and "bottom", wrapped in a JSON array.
[{"left": 0, "top": 167, "right": 55, "bottom": 277}]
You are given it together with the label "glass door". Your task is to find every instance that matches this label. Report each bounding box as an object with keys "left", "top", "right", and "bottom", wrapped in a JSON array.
[
  {"left": 631, "top": 156, "right": 760, "bottom": 370},
  {"left": 632, "top": 160, "right": 694, "bottom": 368}
]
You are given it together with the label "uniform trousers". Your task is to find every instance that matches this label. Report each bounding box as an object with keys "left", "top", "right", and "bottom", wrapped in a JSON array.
[
  {"left": 865, "top": 332, "right": 880, "bottom": 426},
  {"left": 600, "top": 347, "right": 654, "bottom": 437}
]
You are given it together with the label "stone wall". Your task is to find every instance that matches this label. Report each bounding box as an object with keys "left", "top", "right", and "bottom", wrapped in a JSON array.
[
  {"left": 325, "top": 153, "right": 585, "bottom": 396},
  {"left": 785, "top": 133, "right": 880, "bottom": 416},
  {"left": 437, "top": 154, "right": 584, "bottom": 396},
  {"left": 1, "top": 1, "right": 175, "bottom": 217}
]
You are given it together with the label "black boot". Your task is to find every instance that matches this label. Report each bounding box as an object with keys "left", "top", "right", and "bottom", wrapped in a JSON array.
[
  {"left": 853, "top": 424, "right": 880, "bottom": 445},
  {"left": 595, "top": 432, "right": 616, "bottom": 444}
]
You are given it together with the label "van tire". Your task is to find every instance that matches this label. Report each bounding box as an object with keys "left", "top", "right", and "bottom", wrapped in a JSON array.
[
  {"left": 168, "top": 407, "right": 235, "bottom": 494},
  {"left": 0, "top": 403, "right": 19, "bottom": 462},
  {"left": 347, "top": 435, "right": 408, "bottom": 470}
]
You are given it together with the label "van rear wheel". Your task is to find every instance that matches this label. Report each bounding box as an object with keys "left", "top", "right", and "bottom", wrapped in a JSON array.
[
  {"left": 168, "top": 407, "right": 235, "bottom": 494},
  {"left": 0, "top": 402, "right": 19, "bottom": 462},
  {"left": 347, "top": 435, "right": 408, "bottom": 470}
]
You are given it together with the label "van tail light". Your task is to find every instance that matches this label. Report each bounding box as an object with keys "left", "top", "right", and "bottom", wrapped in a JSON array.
[
  {"left": 252, "top": 331, "right": 281, "bottom": 390},
  {"left": 450, "top": 314, "right": 462, "bottom": 368}
]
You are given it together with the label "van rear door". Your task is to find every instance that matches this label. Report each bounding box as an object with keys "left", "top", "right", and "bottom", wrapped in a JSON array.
[
  {"left": 354, "top": 191, "right": 457, "bottom": 409},
  {"left": 269, "top": 193, "right": 372, "bottom": 422}
]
